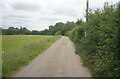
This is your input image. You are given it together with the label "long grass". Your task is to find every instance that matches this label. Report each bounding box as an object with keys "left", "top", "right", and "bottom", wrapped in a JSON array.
[
  {"left": 2, "top": 35, "right": 61, "bottom": 77},
  {"left": 0, "top": 35, "right": 2, "bottom": 78}
]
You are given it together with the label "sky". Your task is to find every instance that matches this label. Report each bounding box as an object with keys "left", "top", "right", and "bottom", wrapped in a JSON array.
[{"left": 0, "top": 0, "right": 119, "bottom": 31}]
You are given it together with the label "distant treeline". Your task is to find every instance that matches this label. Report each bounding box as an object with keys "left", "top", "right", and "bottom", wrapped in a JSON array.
[
  {"left": 2, "top": 27, "right": 48, "bottom": 35},
  {"left": 2, "top": 19, "right": 82, "bottom": 35}
]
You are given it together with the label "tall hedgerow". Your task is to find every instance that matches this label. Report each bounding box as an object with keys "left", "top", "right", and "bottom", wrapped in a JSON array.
[{"left": 67, "top": 2, "right": 120, "bottom": 77}]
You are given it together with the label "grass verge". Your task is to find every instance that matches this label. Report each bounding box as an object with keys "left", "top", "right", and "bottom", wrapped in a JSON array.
[{"left": 2, "top": 35, "right": 61, "bottom": 77}]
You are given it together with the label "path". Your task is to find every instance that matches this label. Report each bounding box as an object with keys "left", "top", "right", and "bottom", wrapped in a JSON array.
[{"left": 13, "top": 36, "right": 92, "bottom": 77}]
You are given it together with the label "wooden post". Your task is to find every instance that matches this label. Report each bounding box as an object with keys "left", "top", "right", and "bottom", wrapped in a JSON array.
[
  {"left": 86, "top": 0, "right": 89, "bottom": 22},
  {"left": 85, "top": 0, "right": 89, "bottom": 38}
]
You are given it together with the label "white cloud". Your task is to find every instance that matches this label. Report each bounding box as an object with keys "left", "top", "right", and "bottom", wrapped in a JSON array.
[
  {"left": 1, "top": 0, "right": 119, "bottom": 30},
  {"left": 11, "top": 2, "right": 40, "bottom": 11}
]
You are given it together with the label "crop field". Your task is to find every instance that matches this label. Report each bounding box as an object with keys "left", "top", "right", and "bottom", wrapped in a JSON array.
[{"left": 2, "top": 35, "right": 61, "bottom": 77}]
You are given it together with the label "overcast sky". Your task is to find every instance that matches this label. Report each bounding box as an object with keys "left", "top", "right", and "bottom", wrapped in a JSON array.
[{"left": 0, "top": 0, "right": 119, "bottom": 31}]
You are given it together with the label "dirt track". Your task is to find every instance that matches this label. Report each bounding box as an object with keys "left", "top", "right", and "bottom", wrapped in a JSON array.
[{"left": 13, "top": 36, "right": 92, "bottom": 77}]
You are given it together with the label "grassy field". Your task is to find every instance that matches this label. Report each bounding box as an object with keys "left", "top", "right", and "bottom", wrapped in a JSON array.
[
  {"left": 2, "top": 35, "right": 61, "bottom": 77},
  {"left": 0, "top": 35, "right": 2, "bottom": 78}
]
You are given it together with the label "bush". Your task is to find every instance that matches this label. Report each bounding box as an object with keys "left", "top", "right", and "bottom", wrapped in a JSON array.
[
  {"left": 54, "top": 31, "right": 62, "bottom": 36},
  {"left": 67, "top": 2, "right": 120, "bottom": 77}
]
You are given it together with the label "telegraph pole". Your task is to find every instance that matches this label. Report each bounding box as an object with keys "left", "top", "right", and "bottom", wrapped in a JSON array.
[
  {"left": 85, "top": 0, "right": 89, "bottom": 38},
  {"left": 86, "top": 0, "right": 89, "bottom": 22}
]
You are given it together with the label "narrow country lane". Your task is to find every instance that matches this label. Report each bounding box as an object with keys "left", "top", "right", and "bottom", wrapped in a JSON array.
[{"left": 13, "top": 36, "right": 92, "bottom": 77}]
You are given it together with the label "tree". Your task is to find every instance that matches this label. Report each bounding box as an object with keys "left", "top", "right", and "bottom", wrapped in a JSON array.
[
  {"left": 5, "top": 27, "right": 17, "bottom": 35},
  {"left": 76, "top": 19, "right": 83, "bottom": 25},
  {"left": 54, "top": 31, "right": 62, "bottom": 36}
]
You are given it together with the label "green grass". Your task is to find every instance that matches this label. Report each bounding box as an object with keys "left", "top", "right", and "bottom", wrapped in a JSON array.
[
  {"left": 2, "top": 35, "right": 61, "bottom": 77},
  {"left": 0, "top": 35, "right": 2, "bottom": 78}
]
